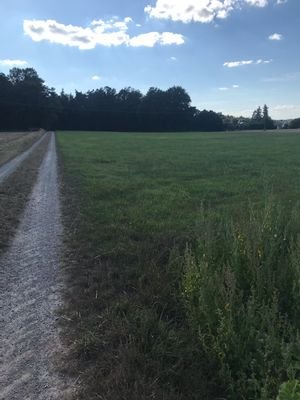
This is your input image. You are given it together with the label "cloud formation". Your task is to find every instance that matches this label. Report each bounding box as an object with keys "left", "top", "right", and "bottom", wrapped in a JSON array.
[
  {"left": 0, "top": 59, "right": 28, "bottom": 67},
  {"left": 23, "top": 18, "right": 184, "bottom": 49},
  {"left": 129, "top": 32, "right": 184, "bottom": 47},
  {"left": 218, "top": 84, "right": 239, "bottom": 90},
  {"left": 271, "top": 104, "right": 300, "bottom": 119},
  {"left": 91, "top": 75, "right": 101, "bottom": 80},
  {"left": 245, "top": 0, "right": 268, "bottom": 6},
  {"left": 145, "top": 0, "right": 284, "bottom": 24},
  {"left": 269, "top": 33, "right": 283, "bottom": 40},
  {"left": 224, "top": 59, "right": 272, "bottom": 67}
]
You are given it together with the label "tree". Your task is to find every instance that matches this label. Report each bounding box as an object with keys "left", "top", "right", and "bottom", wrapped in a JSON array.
[
  {"left": 6, "top": 68, "right": 48, "bottom": 129},
  {"left": 0, "top": 67, "right": 225, "bottom": 132},
  {"left": 263, "top": 104, "right": 275, "bottom": 130},
  {"left": 165, "top": 86, "right": 191, "bottom": 112},
  {"left": 263, "top": 104, "right": 269, "bottom": 129},
  {"left": 252, "top": 106, "right": 263, "bottom": 121},
  {"left": 192, "top": 109, "right": 224, "bottom": 131},
  {"left": 251, "top": 105, "right": 275, "bottom": 130},
  {"left": 290, "top": 118, "right": 300, "bottom": 129},
  {"left": 0, "top": 73, "right": 13, "bottom": 129}
]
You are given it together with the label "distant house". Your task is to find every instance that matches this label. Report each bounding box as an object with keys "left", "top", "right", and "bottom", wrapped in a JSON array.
[{"left": 274, "top": 120, "right": 291, "bottom": 129}]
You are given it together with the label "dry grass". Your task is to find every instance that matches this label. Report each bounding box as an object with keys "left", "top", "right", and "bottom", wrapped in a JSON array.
[
  {"left": 0, "top": 130, "right": 44, "bottom": 166},
  {"left": 0, "top": 134, "right": 50, "bottom": 256}
]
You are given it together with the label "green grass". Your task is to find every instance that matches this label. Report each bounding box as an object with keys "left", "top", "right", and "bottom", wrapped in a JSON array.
[{"left": 57, "top": 130, "right": 300, "bottom": 400}]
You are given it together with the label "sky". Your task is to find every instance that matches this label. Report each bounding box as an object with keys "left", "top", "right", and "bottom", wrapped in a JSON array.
[{"left": 0, "top": 0, "right": 299, "bottom": 119}]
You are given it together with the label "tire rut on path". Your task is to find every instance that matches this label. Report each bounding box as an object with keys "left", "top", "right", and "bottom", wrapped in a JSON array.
[
  {"left": 0, "top": 132, "right": 73, "bottom": 400},
  {"left": 0, "top": 133, "right": 48, "bottom": 184}
]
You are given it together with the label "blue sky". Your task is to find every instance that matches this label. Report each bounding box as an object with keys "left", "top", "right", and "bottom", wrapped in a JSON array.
[{"left": 0, "top": 0, "right": 299, "bottom": 119}]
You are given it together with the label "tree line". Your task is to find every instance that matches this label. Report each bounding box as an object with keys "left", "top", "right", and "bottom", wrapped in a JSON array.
[
  {"left": 0, "top": 68, "right": 223, "bottom": 132},
  {"left": 1, "top": 67, "right": 297, "bottom": 132},
  {"left": 222, "top": 106, "right": 277, "bottom": 131},
  {"left": 290, "top": 118, "right": 300, "bottom": 129}
]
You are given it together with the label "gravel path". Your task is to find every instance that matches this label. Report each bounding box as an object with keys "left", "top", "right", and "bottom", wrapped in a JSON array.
[
  {"left": 0, "top": 133, "right": 48, "bottom": 184},
  {"left": 0, "top": 133, "right": 72, "bottom": 399}
]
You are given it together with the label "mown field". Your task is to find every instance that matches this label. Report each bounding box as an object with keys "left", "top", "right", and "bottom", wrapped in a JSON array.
[{"left": 57, "top": 131, "right": 300, "bottom": 400}]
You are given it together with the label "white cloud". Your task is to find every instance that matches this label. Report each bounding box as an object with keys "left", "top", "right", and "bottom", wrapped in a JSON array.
[
  {"left": 129, "top": 32, "right": 160, "bottom": 47},
  {"left": 271, "top": 104, "right": 300, "bottom": 119},
  {"left": 160, "top": 32, "right": 185, "bottom": 45},
  {"left": 145, "top": 0, "right": 235, "bottom": 23},
  {"left": 273, "top": 104, "right": 297, "bottom": 110},
  {"left": 256, "top": 59, "right": 272, "bottom": 64},
  {"left": 224, "top": 60, "right": 253, "bottom": 68},
  {"left": 269, "top": 33, "right": 283, "bottom": 40},
  {"left": 145, "top": 0, "right": 275, "bottom": 24},
  {"left": 276, "top": 0, "right": 287, "bottom": 4},
  {"left": 224, "top": 59, "right": 272, "bottom": 67},
  {"left": 170, "top": 56, "right": 177, "bottom": 61},
  {"left": 129, "top": 32, "right": 184, "bottom": 47},
  {"left": 24, "top": 18, "right": 184, "bottom": 50},
  {"left": 92, "top": 75, "right": 101, "bottom": 80},
  {"left": 245, "top": 0, "right": 268, "bottom": 7},
  {"left": 218, "top": 85, "right": 239, "bottom": 91},
  {"left": 0, "top": 59, "right": 28, "bottom": 67}
]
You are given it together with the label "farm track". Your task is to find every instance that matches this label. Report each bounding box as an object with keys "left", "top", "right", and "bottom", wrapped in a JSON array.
[
  {"left": 0, "top": 133, "right": 48, "bottom": 184},
  {"left": 0, "top": 133, "right": 73, "bottom": 399}
]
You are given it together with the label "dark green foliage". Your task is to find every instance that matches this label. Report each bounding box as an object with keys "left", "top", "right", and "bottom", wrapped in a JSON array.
[
  {"left": 223, "top": 105, "right": 277, "bottom": 131},
  {"left": 277, "top": 380, "right": 300, "bottom": 400},
  {"left": 0, "top": 68, "right": 59, "bottom": 130},
  {"left": 252, "top": 105, "right": 263, "bottom": 121},
  {"left": 290, "top": 119, "right": 300, "bottom": 129},
  {"left": 0, "top": 68, "right": 224, "bottom": 132},
  {"left": 250, "top": 104, "right": 276, "bottom": 130}
]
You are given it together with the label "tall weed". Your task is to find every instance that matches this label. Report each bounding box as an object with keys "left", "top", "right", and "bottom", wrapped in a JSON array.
[{"left": 181, "top": 198, "right": 300, "bottom": 399}]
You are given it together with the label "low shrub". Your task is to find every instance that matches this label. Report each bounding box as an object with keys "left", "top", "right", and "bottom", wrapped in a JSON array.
[{"left": 277, "top": 380, "right": 300, "bottom": 400}]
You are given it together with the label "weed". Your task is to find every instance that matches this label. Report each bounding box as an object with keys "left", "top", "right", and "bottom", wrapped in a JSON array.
[{"left": 181, "top": 199, "right": 300, "bottom": 399}]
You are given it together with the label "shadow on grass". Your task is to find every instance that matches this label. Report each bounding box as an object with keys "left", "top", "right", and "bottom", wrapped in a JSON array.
[{"left": 58, "top": 158, "right": 223, "bottom": 400}]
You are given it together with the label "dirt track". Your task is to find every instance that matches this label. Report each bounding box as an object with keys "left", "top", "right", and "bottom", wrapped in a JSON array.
[
  {"left": 0, "top": 133, "right": 72, "bottom": 399},
  {"left": 0, "top": 133, "right": 47, "bottom": 184}
]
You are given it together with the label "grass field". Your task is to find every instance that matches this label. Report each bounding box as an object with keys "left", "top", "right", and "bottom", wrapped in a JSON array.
[
  {"left": 58, "top": 130, "right": 300, "bottom": 400},
  {"left": 0, "top": 130, "right": 43, "bottom": 166}
]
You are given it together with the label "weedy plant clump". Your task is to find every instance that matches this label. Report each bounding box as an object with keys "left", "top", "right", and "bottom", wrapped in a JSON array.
[
  {"left": 277, "top": 380, "right": 300, "bottom": 400},
  {"left": 179, "top": 198, "right": 300, "bottom": 400}
]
